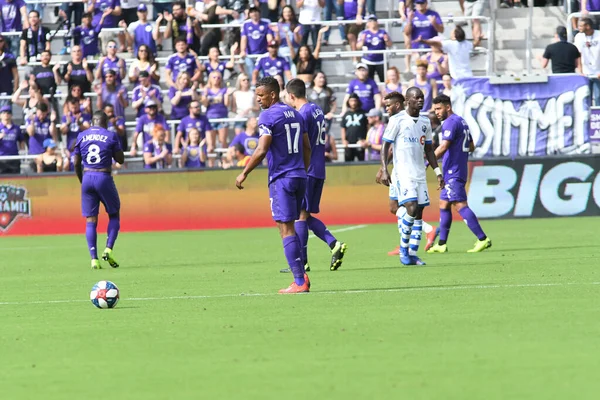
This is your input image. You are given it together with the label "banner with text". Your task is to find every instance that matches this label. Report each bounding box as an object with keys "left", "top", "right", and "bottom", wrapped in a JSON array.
[
  {"left": 453, "top": 76, "right": 591, "bottom": 158},
  {"left": 467, "top": 156, "right": 600, "bottom": 219}
]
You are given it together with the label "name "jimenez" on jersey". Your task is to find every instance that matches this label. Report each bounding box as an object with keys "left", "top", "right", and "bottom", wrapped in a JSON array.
[{"left": 81, "top": 134, "right": 109, "bottom": 143}]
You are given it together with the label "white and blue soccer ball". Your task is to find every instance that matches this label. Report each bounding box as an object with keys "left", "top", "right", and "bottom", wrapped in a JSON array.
[{"left": 90, "top": 280, "right": 120, "bottom": 309}]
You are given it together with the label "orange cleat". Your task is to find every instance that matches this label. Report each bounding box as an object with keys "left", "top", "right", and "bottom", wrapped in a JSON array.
[
  {"left": 424, "top": 226, "right": 440, "bottom": 252},
  {"left": 279, "top": 275, "right": 310, "bottom": 294},
  {"left": 388, "top": 246, "right": 400, "bottom": 256}
]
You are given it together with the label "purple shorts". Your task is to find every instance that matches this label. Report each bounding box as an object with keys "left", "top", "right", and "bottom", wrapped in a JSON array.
[
  {"left": 440, "top": 178, "right": 467, "bottom": 203},
  {"left": 268, "top": 177, "right": 306, "bottom": 222},
  {"left": 81, "top": 172, "right": 121, "bottom": 217},
  {"left": 302, "top": 176, "right": 324, "bottom": 214}
]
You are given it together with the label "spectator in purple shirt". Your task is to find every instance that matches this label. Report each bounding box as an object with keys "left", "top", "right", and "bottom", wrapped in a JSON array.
[
  {"left": 131, "top": 70, "right": 163, "bottom": 117},
  {"left": 95, "top": 39, "right": 126, "bottom": 83},
  {"left": 240, "top": 6, "right": 274, "bottom": 77},
  {"left": 180, "top": 127, "right": 207, "bottom": 168},
  {"left": 94, "top": 69, "right": 128, "bottom": 119},
  {"left": 200, "top": 45, "right": 236, "bottom": 83},
  {"left": 128, "top": 44, "right": 160, "bottom": 85},
  {"left": 342, "top": 63, "right": 381, "bottom": 114},
  {"left": 120, "top": 4, "right": 161, "bottom": 56},
  {"left": 90, "top": 0, "right": 122, "bottom": 29},
  {"left": 165, "top": 37, "right": 202, "bottom": 88},
  {"left": 202, "top": 71, "right": 233, "bottom": 165},
  {"left": 104, "top": 103, "right": 126, "bottom": 151},
  {"left": 19, "top": 10, "right": 49, "bottom": 65},
  {"left": 61, "top": 97, "right": 91, "bottom": 156},
  {"left": 403, "top": 0, "right": 443, "bottom": 73},
  {"left": 0, "top": 105, "right": 25, "bottom": 174},
  {"left": 169, "top": 71, "right": 199, "bottom": 120},
  {"left": 143, "top": 123, "right": 172, "bottom": 169},
  {"left": 252, "top": 40, "right": 292, "bottom": 85},
  {"left": 72, "top": 12, "right": 104, "bottom": 58},
  {"left": 343, "top": 0, "right": 366, "bottom": 64},
  {"left": 226, "top": 116, "right": 259, "bottom": 167},
  {"left": 132, "top": 101, "right": 167, "bottom": 156},
  {"left": 357, "top": 15, "right": 392, "bottom": 82},
  {"left": 25, "top": 102, "right": 57, "bottom": 155},
  {"left": 0, "top": 0, "right": 28, "bottom": 56},
  {"left": 174, "top": 99, "right": 210, "bottom": 154}
]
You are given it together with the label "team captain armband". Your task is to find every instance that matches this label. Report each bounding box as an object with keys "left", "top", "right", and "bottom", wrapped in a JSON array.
[{"left": 259, "top": 125, "right": 272, "bottom": 136}]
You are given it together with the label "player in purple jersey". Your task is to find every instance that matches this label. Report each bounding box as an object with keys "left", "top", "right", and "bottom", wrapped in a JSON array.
[
  {"left": 73, "top": 111, "right": 125, "bottom": 270},
  {"left": 428, "top": 95, "right": 491, "bottom": 254},
  {"left": 282, "top": 78, "right": 348, "bottom": 274},
  {"left": 235, "top": 76, "right": 312, "bottom": 294}
]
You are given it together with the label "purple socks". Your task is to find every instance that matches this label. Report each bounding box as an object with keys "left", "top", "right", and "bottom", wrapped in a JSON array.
[
  {"left": 86, "top": 221, "right": 98, "bottom": 260},
  {"left": 294, "top": 220, "right": 309, "bottom": 265},
  {"left": 307, "top": 216, "right": 337, "bottom": 248},
  {"left": 282, "top": 235, "right": 305, "bottom": 286},
  {"left": 459, "top": 206, "right": 487, "bottom": 241},
  {"left": 106, "top": 215, "right": 120, "bottom": 250},
  {"left": 439, "top": 208, "right": 453, "bottom": 245}
]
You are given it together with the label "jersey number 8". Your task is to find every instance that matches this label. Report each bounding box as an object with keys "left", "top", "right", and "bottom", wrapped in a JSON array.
[{"left": 86, "top": 144, "right": 102, "bottom": 165}]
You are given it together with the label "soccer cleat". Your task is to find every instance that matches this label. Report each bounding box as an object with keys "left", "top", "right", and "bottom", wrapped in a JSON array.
[
  {"left": 102, "top": 248, "right": 119, "bottom": 268},
  {"left": 409, "top": 256, "right": 426, "bottom": 265},
  {"left": 304, "top": 263, "right": 310, "bottom": 272},
  {"left": 399, "top": 247, "right": 414, "bottom": 265},
  {"left": 424, "top": 227, "right": 440, "bottom": 252},
  {"left": 278, "top": 279, "right": 310, "bottom": 294},
  {"left": 330, "top": 241, "right": 347, "bottom": 271},
  {"left": 467, "top": 238, "right": 492, "bottom": 253},
  {"left": 427, "top": 243, "right": 448, "bottom": 253},
  {"left": 91, "top": 259, "right": 101, "bottom": 270},
  {"left": 388, "top": 246, "right": 400, "bottom": 256}
]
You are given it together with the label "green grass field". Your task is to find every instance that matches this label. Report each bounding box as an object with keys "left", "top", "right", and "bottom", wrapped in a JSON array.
[{"left": 1, "top": 217, "right": 599, "bottom": 399}]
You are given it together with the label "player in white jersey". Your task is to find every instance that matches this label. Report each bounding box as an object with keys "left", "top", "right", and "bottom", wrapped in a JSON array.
[
  {"left": 379, "top": 87, "right": 444, "bottom": 265},
  {"left": 377, "top": 92, "right": 439, "bottom": 257}
]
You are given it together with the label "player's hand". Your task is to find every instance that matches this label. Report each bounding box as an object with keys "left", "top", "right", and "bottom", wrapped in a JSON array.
[
  {"left": 235, "top": 172, "right": 247, "bottom": 189},
  {"left": 437, "top": 175, "right": 445, "bottom": 190},
  {"left": 380, "top": 169, "right": 391, "bottom": 187},
  {"left": 375, "top": 167, "right": 383, "bottom": 184}
]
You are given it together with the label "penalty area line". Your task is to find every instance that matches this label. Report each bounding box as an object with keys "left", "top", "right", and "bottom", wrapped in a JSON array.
[{"left": 1, "top": 281, "right": 599, "bottom": 306}]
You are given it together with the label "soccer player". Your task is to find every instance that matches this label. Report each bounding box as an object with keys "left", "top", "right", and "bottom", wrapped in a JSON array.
[
  {"left": 377, "top": 92, "right": 439, "bottom": 256},
  {"left": 73, "top": 111, "right": 125, "bottom": 270},
  {"left": 428, "top": 95, "right": 491, "bottom": 253},
  {"left": 235, "top": 77, "right": 311, "bottom": 294},
  {"left": 283, "top": 78, "right": 348, "bottom": 273},
  {"left": 379, "top": 87, "right": 444, "bottom": 265}
]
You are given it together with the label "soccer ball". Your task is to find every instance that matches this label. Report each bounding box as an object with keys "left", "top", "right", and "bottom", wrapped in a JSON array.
[{"left": 90, "top": 280, "right": 120, "bottom": 309}]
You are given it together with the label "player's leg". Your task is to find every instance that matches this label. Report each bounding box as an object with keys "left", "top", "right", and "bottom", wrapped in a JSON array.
[
  {"left": 456, "top": 199, "right": 491, "bottom": 253},
  {"left": 423, "top": 220, "right": 439, "bottom": 252},
  {"left": 98, "top": 175, "right": 122, "bottom": 267},
  {"left": 271, "top": 178, "right": 309, "bottom": 293},
  {"left": 407, "top": 181, "right": 431, "bottom": 265},
  {"left": 81, "top": 174, "right": 101, "bottom": 269},
  {"left": 397, "top": 180, "right": 418, "bottom": 265},
  {"left": 428, "top": 183, "right": 452, "bottom": 253},
  {"left": 289, "top": 209, "right": 310, "bottom": 273}
]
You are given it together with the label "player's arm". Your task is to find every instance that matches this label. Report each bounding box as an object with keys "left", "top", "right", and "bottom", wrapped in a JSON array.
[
  {"left": 378, "top": 140, "right": 393, "bottom": 186},
  {"left": 302, "top": 132, "right": 311, "bottom": 171},
  {"left": 74, "top": 153, "right": 83, "bottom": 183},
  {"left": 434, "top": 140, "right": 450, "bottom": 159},
  {"left": 469, "top": 137, "right": 475, "bottom": 153},
  {"left": 236, "top": 134, "right": 272, "bottom": 189},
  {"left": 113, "top": 150, "right": 125, "bottom": 165}
]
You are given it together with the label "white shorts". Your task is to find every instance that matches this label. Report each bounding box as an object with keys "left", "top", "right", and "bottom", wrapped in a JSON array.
[
  {"left": 465, "top": 0, "right": 488, "bottom": 18},
  {"left": 397, "top": 179, "right": 430, "bottom": 207},
  {"left": 389, "top": 173, "right": 401, "bottom": 200}
]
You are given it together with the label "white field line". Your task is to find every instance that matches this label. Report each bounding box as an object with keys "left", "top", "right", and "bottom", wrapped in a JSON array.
[
  {"left": 309, "top": 224, "right": 368, "bottom": 239},
  {"left": 1, "top": 281, "right": 599, "bottom": 307}
]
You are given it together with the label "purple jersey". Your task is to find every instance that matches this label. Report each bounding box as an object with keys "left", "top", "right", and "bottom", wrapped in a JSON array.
[
  {"left": 73, "top": 25, "right": 101, "bottom": 57},
  {"left": 298, "top": 102, "right": 326, "bottom": 180},
  {"left": 426, "top": 53, "right": 445, "bottom": 81},
  {"left": 359, "top": 29, "right": 388, "bottom": 64},
  {"left": 166, "top": 53, "right": 198, "bottom": 82},
  {"left": 254, "top": 55, "right": 290, "bottom": 78},
  {"left": 184, "top": 144, "right": 205, "bottom": 168},
  {"left": 26, "top": 116, "right": 51, "bottom": 155},
  {"left": 100, "top": 56, "right": 123, "bottom": 83},
  {"left": 136, "top": 114, "right": 167, "bottom": 143},
  {"left": 229, "top": 132, "right": 259, "bottom": 156},
  {"left": 0, "top": 0, "right": 25, "bottom": 32},
  {"left": 101, "top": 84, "right": 126, "bottom": 118},
  {"left": 586, "top": 0, "right": 600, "bottom": 10},
  {"left": 107, "top": 116, "right": 125, "bottom": 135},
  {"left": 205, "top": 88, "right": 228, "bottom": 119},
  {"left": 73, "top": 126, "right": 122, "bottom": 169},
  {"left": 143, "top": 141, "right": 172, "bottom": 169},
  {"left": 92, "top": 0, "right": 121, "bottom": 28},
  {"left": 132, "top": 84, "right": 163, "bottom": 117},
  {"left": 366, "top": 123, "right": 384, "bottom": 161},
  {"left": 203, "top": 61, "right": 227, "bottom": 76},
  {"left": 346, "top": 78, "right": 379, "bottom": 112},
  {"left": 441, "top": 113, "right": 471, "bottom": 182},
  {"left": 410, "top": 10, "right": 442, "bottom": 46},
  {"left": 0, "top": 122, "right": 23, "bottom": 155},
  {"left": 168, "top": 86, "right": 194, "bottom": 120},
  {"left": 241, "top": 19, "right": 272, "bottom": 55},
  {"left": 177, "top": 115, "right": 210, "bottom": 140},
  {"left": 258, "top": 102, "right": 307, "bottom": 183},
  {"left": 62, "top": 112, "right": 92, "bottom": 150},
  {"left": 343, "top": 0, "right": 364, "bottom": 20},
  {"left": 128, "top": 21, "right": 156, "bottom": 54},
  {"left": 414, "top": 79, "right": 432, "bottom": 112}
]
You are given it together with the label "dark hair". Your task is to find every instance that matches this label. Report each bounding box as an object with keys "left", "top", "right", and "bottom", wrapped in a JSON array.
[
  {"left": 580, "top": 17, "right": 594, "bottom": 29},
  {"left": 82, "top": 12, "right": 92, "bottom": 20},
  {"left": 556, "top": 26, "right": 567, "bottom": 41},
  {"left": 175, "top": 37, "right": 187, "bottom": 46},
  {"left": 432, "top": 94, "right": 451, "bottom": 106},
  {"left": 105, "top": 69, "right": 117, "bottom": 76},
  {"left": 279, "top": 5, "right": 299, "bottom": 30},
  {"left": 285, "top": 78, "right": 306, "bottom": 99},
  {"left": 103, "top": 103, "right": 114, "bottom": 110},
  {"left": 68, "top": 97, "right": 79, "bottom": 105},
  {"left": 41, "top": 50, "right": 51, "bottom": 57},
  {"left": 311, "top": 71, "right": 328, "bottom": 88},
  {"left": 406, "top": 86, "right": 423, "bottom": 100},
  {"left": 297, "top": 45, "right": 315, "bottom": 62},
  {"left": 28, "top": 10, "right": 40, "bottom": 18},
  {"left": 347, "top": 93, "right": 362, "bottom": 109},
  {"left": 137, "top": 44, "right": 156, "bottom": 66},
  {"left": 384, "top": 91, "right": 405, "bottom": 104},
  {"left": 234, "top": 143, "right": 245, "bottom": 155},
  {"left": 454, "top": 25, "right": 466, "bottom": 42},
  {"left": 92, "top": 110, "right": 108, "bottom": 128},
  {"left": 173, "top": 1, "right": 186, "bottom": 9},
  {"left": 38, "top": 102, "right": 48, "bottom": 112},
  {"left": 256, "top": 76, "right": 280, "bottom": 95}
]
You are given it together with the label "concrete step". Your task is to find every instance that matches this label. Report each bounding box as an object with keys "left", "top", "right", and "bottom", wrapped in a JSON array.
[{"left": 495, "top": 6, "right": 567, "bottom": 20}]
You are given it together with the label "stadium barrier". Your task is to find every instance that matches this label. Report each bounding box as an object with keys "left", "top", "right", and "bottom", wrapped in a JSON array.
[{"left": 0, "top": 162, "right": 443, "bottom": 236}]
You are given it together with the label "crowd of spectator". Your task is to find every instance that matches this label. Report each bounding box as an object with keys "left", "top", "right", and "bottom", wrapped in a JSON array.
[{"left": 0, "top": 0, "right": 485, "bottom": 175}]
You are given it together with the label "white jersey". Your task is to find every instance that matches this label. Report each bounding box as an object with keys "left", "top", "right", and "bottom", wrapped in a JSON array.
[{"left": 382, "top": 111, "right": 432, "bottom": 183}]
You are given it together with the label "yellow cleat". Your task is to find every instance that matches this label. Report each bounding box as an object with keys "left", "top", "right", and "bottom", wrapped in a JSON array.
[
  {"left": 102, "top": 248, "right": 120, "bottom": 268},
  {"left": 427, "top": 243, "right": 448, "bottom": 253},
  {"left": 467, "top": 238, "right": 492, "bottom": 253},
  {"left": 91, "top": 259, "right": 101, "bottom": 270}
]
